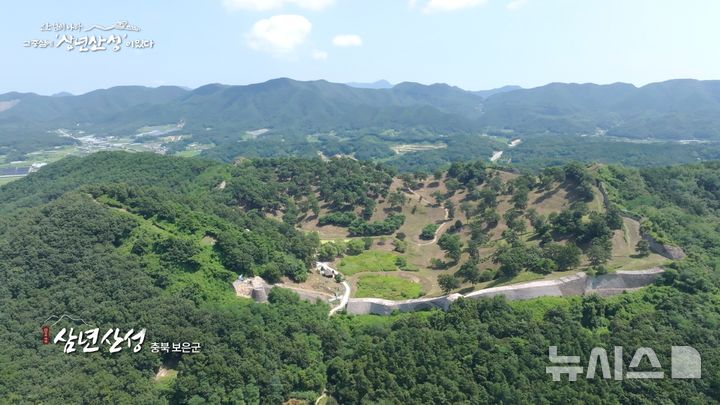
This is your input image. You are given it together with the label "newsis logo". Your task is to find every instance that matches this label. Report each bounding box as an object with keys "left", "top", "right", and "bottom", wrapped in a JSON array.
[{"left": 547, "top": 345, "right": 701, "bottom": 381}]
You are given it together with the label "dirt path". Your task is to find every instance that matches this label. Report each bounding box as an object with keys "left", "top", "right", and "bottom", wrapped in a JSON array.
[
  {"left": 315, "top": 392, "right": 327, "bottom": 405},
  {"left": 329, "top": 280, "right": 350, "bottom": 316},
  {"left": 276, "top": 285, "right": 334, "bottom": 300},
  {"left": 406, "top": 188, "right": 451, "bottom": 246},
  {"left": 417, "top": 213, "right": 449, "bottom": 246}
]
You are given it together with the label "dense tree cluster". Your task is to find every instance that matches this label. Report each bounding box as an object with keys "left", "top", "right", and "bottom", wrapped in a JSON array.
[
  {"left": 317, "top": 212, "right": 358, "bottom": 227},
  {"left": 420, "top": 223, "right": 439, "bottom": 240},
  {"left": 228, "top": 157, "right": 394, "bottom": 214},
  {"left": 347, "top": 214, "right": 405, "bottom": 237},
  {"left": 327, "top": 287, "right": 720, "bottom": 404},
  {"left": 446, "top": 160, "right": 491, "bottom": 187}
]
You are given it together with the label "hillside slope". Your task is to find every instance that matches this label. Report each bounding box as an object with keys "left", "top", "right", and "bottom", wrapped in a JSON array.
[{"left": 1, "top": 152, "right": 719, "bottom": 403}]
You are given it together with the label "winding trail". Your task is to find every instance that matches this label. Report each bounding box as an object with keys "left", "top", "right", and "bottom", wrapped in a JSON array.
[
  {"left": 406, "top": 188, "right": 451, "bottom": 246},
  {"left": 417, "top": 213, "right": 450, "bottom": 246},
  {"left": 315, "top": 392, "right": 327, "bottom": 405},
  {"left": 329, "top": 277, "right": 350, "bottom": 316},
  {"left": 322, "top": 262, "right": 350, "bottom": 316}
]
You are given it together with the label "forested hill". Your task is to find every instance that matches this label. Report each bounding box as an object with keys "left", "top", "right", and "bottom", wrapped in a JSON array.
[
  {"left": 481, "top": 79, "right": 720, "bottom": 139},
  {"left": 1, "top": 152, "right": 720, "bottom": 403}
]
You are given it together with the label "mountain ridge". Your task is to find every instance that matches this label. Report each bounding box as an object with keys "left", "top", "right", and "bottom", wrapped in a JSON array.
[{"left": 2, "top": 78, "right": 720, "bottom": 159}]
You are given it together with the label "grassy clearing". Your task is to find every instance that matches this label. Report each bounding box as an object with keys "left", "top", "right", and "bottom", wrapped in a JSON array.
[
  {"left": 609, "top": 256, "right": 671, "bottom": 271},
  {"left": 608, "top": 217, "right": 669, "bottom": 270},
  {"left": 338, "top": 250, "right": 399, "bottom": 275},
  {"left": 355, "top": 274, "right": 422, "bottom": 300},
  {"left": 175, "top": 143, "right": 214, "bottom": 158},
  {"left": 509, "top": 296, "right": 580, "bottom": 321},
  {"left": 175, "top": 150, "right": 201, "bottom": 158},
  {"left": 137, "top": 124, "right": 177, "bottom": 133},
  {"left": 0, "top": 176, "right": 23, "bottom": 186},
  {"left": 2, "top": 145, "right": 77, "bottom": 170},
  {"left": 154, "top": 368, "right": 178, "bottom": 390}
]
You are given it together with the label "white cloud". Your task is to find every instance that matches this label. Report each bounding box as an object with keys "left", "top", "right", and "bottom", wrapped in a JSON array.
[
  {"left": 223, "top": 0, "right": 283, "bottom": 11},
  {"left": 506, "top": 0, "right": 527, "bottom": 11},
  {"left": 223, "top": 0, "right": 333, "bottom": 11},
  {"left": 290, "top": 0, "right": 334, "bottom": 10},
  {"left": 332, "top": 34, "right": 363, "bottom": 47},
  {"left": 311, "top": 49, "right": 328, "bottom": 60},
  {"left": 247, "top": 15, "right": 312, "bottom": 55},
  {"left": 422, "top": 0, "right": 487, "bottom": 13}
]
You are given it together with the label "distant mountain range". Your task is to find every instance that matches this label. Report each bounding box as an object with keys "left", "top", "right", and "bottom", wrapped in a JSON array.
[
  {"left": 2, "top": 78, "right": 720, "bottom": 156},
  {"left": 472, "top": 85, "right": 523, "bottom": 98},
  {"left": 346, "top": 80, "right": 393, "bottom": 89},
  {"left": 480, "top": 79, "right": 720, "bottom": 139}
]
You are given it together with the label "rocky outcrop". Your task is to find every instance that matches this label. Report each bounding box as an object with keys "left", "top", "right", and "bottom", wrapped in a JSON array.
[
  {"left": 346, "top": 269, "right": 664, "bottom": 315},
  {"left": 642, "top": 235, "right": 686, "bottom": 260},
  {"left": 597, "top": 180, "right": 685, "bottom": 260}
]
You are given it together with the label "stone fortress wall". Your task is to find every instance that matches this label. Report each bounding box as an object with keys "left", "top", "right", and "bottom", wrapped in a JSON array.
[{"left": 345, "top": 268, "right": 664, "bottom": 315}]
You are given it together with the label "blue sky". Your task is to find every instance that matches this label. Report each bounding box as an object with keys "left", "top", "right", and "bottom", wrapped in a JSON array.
[{"left": 3, "top": 0, "right": 720, "bottom": 94}]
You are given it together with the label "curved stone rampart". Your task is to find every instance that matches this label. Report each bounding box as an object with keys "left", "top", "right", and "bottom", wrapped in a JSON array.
[
  {"left": 585, "top": 268, "right": 663, "bottom": 292},
  {"left": 346, "top": 269, "right": 664, "bottom": 315},
  {"left": 346, "top": 294, "right": 462, "bottom": 316}
]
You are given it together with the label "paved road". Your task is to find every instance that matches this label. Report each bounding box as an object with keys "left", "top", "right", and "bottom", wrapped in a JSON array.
[{"left": 329, "top": 280, "right": 350, "bottom": 316}]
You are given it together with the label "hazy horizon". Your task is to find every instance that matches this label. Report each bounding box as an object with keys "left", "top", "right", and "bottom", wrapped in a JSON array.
[
  {"left": 5, "top": 76, "right": 719, "bottom": 97},
  {"left": 4, "top": 0, "right": 720, "bottom": 95}
]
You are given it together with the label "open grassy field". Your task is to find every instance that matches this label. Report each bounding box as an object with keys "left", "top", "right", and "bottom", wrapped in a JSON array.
[
  {"left": 355, "top": 274, "right": 423, "bottom": 300},
  {"left": 509, "top": 295, "right": 581, "bottom": 321},
  {"left": 0, "top": 176, "right": 23, "bottom": 185},
  {"left": 337, "top": 250, "right": 399, "bottom": 276},
  {"left": 175, "top": 149, "right": 200, "bottom": 158},
  {"left": 174, "top": 142, "right": 213, "bottom": 157}
]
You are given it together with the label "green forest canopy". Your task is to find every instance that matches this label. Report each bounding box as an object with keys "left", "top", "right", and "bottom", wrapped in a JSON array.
[{"left": 1, "top": 151, "right": 720, "bottom": 403}]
